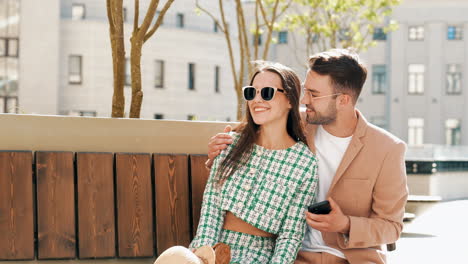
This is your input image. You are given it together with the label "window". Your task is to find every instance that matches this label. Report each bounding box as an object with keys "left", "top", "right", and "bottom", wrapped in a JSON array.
[
  {"left": 372, "top": 65, "right": 386, "bottom": 94},
  {"left": 0, "top": 39, "right": 5, "bottom": 56},
  {"left": 187, "top": 114, "right": 196, "bottom": 120},
  {"left": 446, "top": 119, "right": 461, "bottom": 145},
  {"left": 176, "top": 13, "right": 184, "bottom": 28},
  {"left": 214, "top": 66, "right": 220, "bottom": 93},
  {"left": 447, "top": 25, "right": 463, "bottom": 40},
  {"left": 214, "top": 22, "right": 218, "bottom": 33},
  {"left": 125, "top": 58, "right": 131, "bottom": 86},
  {"left": 408, "top": 118, "right": 424, "bottom": 145},
  {"left": 123, "top": 7, "right": 127, "bottom": 22},
  {"left": 373, "top": 27, "right": 387, "bottom": 41},
  {"left": 72, "top": 3, "right": 86, "bottom": 20},
  {"left": 446, "top": 64, "right": 462, "bottom": 94},
  {"left": 338, "top": 28, "right": 350, "bottom": 41},
  {"left": 408, "top": 26, "right": 424, "bottom": 41},
  {"left": 188, "top": 63, "right": 195, "bottom": 90},
  {"left": 0, "top": 38, "right": 19, "bottom": 57},
  {"left": 68, "top": 55, "right": 82, "bottom": 84},
  {"left": 155, "top": 60, "right": 164, "bottom": 88},
  {"left": 154, "top": 113, "right": 164, "bottom": 119},
  {"left": 278, "top": 31, "right": 288, "bottom": 44},
  {"left": 253, "top": 33, "right": 262, "bottom": 46},
  {"left": 408, "top": 64, "right": 425, "bottom": 94},
  {"left": 79, "top": 111, "right": 96, "bottom": 117}
]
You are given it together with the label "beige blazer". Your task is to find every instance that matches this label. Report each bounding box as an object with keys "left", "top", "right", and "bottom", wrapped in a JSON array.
[{"left": 303, "top": 110, "right": 408, "bottom": 264}]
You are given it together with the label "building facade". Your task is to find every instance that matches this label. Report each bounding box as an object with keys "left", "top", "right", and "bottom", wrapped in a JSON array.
[{"left": 9, "top": 0, "right": 238, "bottom": 121}]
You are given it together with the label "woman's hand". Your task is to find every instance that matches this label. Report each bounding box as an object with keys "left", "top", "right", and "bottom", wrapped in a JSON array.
[{"left": 205, "top": 125, "right": 233, "bottom": 169}]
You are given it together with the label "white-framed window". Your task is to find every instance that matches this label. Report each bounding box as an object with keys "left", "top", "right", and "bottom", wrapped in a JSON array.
[
  {"left": 155, "top": 60, "right": 164, "bottom": 88},
  {"left": 68, "top": 55, "right": 82, "bottom": 84},
  {"left": 72, "top": 3, "right": 86, "bottom": 20},
  {"left": 408, "top": 64, "right": 425, "bottom": 94},
  {"left": 188, "top": 63, "right": 195, "bottom": 90},
  {"left": 447, "top": 25, "right": 463, "bottom": 40},
  {"left": 176, "top": 13, "right": 184, "bottom": 28},
  {"left": 372, "top": 65, "right": 386, "bottom": 94},
  {"left": 408, "top": 26, "right": 424, "bottom": 41},
  {"left": 446, "top": 119, "right": 461, "bottom": 145},
  {"left": 214, "top": 65, "right": 220, "bottom": 93},
  {"left": 408, "top": 118, "right": 424, "bottom": 145},
  {"left": 278, "top": 31, "right": 288, "bottom": 44},
  {"left": 373, "top": 27, "right": 387, "bottom": 41},
  {"left": 446, "top": 64, "right": 462, "bottom": 94}
]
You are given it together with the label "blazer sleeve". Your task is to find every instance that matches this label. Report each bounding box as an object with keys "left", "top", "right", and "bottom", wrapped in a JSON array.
[{"left": 337, "top": 141, "right": 408, "bottom": 249}]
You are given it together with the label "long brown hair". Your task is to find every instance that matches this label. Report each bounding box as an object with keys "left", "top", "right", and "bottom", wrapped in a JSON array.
[{"left": 215, "top": 61, "right": 307, "bottom": 185}]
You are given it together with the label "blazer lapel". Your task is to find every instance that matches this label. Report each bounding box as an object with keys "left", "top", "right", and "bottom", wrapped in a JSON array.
[{"left": 327, "top": 110, "right": 368, "bottom": 195}]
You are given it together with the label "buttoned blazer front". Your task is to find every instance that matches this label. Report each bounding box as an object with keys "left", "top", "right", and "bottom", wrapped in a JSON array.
[{"left": 303, "top": 110, "right": 408, "bottom": 264}]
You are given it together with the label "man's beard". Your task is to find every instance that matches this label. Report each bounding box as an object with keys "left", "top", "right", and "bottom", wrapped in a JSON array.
[{"left": 305, "top": 102, "right": 337, "bottom": 125}]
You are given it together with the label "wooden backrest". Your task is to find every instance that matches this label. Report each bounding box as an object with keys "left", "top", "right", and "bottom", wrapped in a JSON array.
[{"left": 0, "top": 151, "right": 209, "bottom": 261}]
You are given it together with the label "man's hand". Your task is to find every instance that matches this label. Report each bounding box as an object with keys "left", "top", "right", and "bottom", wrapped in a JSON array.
[
  {"left": 305, "top": 198, "right": 350, "bottom": 234},
  {"left": 205, "top": 125, "right": 233, "bottom": 169}
]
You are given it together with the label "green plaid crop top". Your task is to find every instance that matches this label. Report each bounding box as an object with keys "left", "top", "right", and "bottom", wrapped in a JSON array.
[{"left": 190, "top": 132, "right": 318, "bottom": 263}]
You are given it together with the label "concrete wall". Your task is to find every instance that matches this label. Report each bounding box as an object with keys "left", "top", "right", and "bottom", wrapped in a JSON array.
[{"left": 18, "top": 0, "right": 60, "bottom": 115}]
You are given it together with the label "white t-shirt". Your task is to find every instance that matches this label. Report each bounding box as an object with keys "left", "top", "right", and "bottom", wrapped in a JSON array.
[{"left": 302, "top": 125, "right": 352, "bottom": 259}]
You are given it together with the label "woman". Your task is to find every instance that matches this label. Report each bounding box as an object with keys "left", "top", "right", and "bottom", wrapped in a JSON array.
[{"left": 156, "top": 61, "right": 318, "bottom": 264}]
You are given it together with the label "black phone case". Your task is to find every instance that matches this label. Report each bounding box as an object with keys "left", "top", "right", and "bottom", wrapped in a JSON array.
[{"left": 307, "top": 200, "right": 331, "bottom": 214}]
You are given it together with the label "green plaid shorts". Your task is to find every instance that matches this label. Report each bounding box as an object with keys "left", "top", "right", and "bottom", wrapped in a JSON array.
[{"left": 219, "top": 229, "right": 276, "bottom": 264}]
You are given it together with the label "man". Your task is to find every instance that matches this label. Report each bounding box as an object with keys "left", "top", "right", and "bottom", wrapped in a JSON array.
[{"left": 206, "top": 49, "right": 408, "bottom": 264}]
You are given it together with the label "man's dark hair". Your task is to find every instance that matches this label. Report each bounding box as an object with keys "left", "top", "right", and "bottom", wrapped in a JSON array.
[{"left": 308, "top": 49, "right": 367, "bottom": 104}]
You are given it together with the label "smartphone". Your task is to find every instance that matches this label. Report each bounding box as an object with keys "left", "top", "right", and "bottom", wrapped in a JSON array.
[{"left": 307, "top": 200, "right": 331, "bottom": 215}]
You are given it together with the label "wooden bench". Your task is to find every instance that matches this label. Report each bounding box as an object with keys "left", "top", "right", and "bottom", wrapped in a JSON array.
[
  {"left": 0, "top": 150, "right": 398, "bottom": 260},
  {"left": 0, "top": 151, "right": 210, "bottom": 260}
]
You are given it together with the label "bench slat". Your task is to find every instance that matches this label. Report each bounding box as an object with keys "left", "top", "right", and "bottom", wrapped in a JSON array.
[
  {"left": 36, "top": 151, "right": 76, "bottom": 259},
  {"left": 77, "top": 153, "right": 116, "bottom": 259},
  {"left": 154, "top": 154, "right": 191, "bottom": 255},
  {"left": 116, "top": 153, "right": 154, "bottom": 257},
  {"left": 189, "top": 155, "right": 209, "bottom": 238},
  {"left": 0, "top": 151, "right": 34, "bottom": 260}
]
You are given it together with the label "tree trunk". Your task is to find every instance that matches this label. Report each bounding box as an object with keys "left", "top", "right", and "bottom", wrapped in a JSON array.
[
  {"left": 235, "top": 82, "right": 244, "bottom": 120},
  {"left": 108, "top": 0, "right": 125, "bottom": 118},
  {"left": 129, "top": 36, "right": 143, "bottom": 118}
]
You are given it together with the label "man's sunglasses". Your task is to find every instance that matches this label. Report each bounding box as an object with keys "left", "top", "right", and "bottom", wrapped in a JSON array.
[{"left": 242, "top": 86, "right": 285, "bottom": 101}]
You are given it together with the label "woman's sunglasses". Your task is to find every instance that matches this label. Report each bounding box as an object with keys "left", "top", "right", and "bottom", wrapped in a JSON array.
[{"left": 242, "top": 86, "right": 285, "bottom": 101}]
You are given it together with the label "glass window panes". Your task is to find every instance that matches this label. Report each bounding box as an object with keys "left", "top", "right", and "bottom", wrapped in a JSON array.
[
  {"left": 188, "top": 63, "right": 195, "bottom": 90},
  {"left": 408, "top": 118, "right": 424, "bottom": 145},
  {"left": 68, "top": 55, "right": 82, "bottom": 84},
  {"left": 7, "top": 38, "right": 18, "bottom": 57},
  {"left": 72, "top": 4, "right": 85, "bottom": 20},
  {"left": 446, "top": 119, "right": 461, "bottom": 145},
  {"left": 155, "top": 60, "right": 164, "bottom": 88},
  {"left": 373, "top": 27, "right": 387, "bottom": 41},
  {"left": 408, "top": 64, "right": 425, "bottom": 94},
  {"left": 446, "top": 64, "right": 462, "bottom": 94},
  {"left": 6, "top": 96, "right": 17, "bottom": 113},
  {"left": 0, "top": 1, "right": 6, "bottom": 36},
  {"left": 0, "top": 97, "right": 4, "bottom": 113},
  {"left": 6, "top": 0, "right": 20, "bottom": 37},
  {"left": 372, "top": 65, "right": 386, "bottom": 94},
  {"left": 6, "top": 57, "right": 18, "bottom": 95},
  {"left": 187, "top": 114, "right": 196, "bottom": 120},
  {"left": 215, "top": 65, "right": 220, "bottom": 93},
  {"left": 125, "top": 58, "right": 131, "bottom": 86},
  {"left": 176, "top": 13, "right": 184, "bottom": 28},
  {"left": 408, "top": 26, "right": 424, "bottom": 41},
  {"left": 278, "top": 31, "right": 288, "bottom": 44},
  {"left": 154, "top": 113, "right": 164, "bottom": 119},
  {"left": 0, "top": 39, "right": 6, "bottom": 56},
  {"left": 447, "top": 25, "right": 463, "bottom": 40}
]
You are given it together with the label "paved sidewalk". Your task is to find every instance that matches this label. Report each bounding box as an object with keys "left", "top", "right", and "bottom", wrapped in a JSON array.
[{"left": 387, "top": 199, "right": 468, "bottom": 263}]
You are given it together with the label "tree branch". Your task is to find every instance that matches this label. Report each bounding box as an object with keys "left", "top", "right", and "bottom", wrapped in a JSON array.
[
  {"left": 138, "top": 0, "right": 159, "bottom": 38},
  {"left": 134, "top": 0, "right": 139, "bottom": 32},
  {"left": 106, "top": 0, "right": 115, "bottom": 33},
  {"left": 195, "top": 0, "right": 226, "bottom": 34},
  {"left": 144, "top": 0, "right": 175, "bottom": 42}
]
